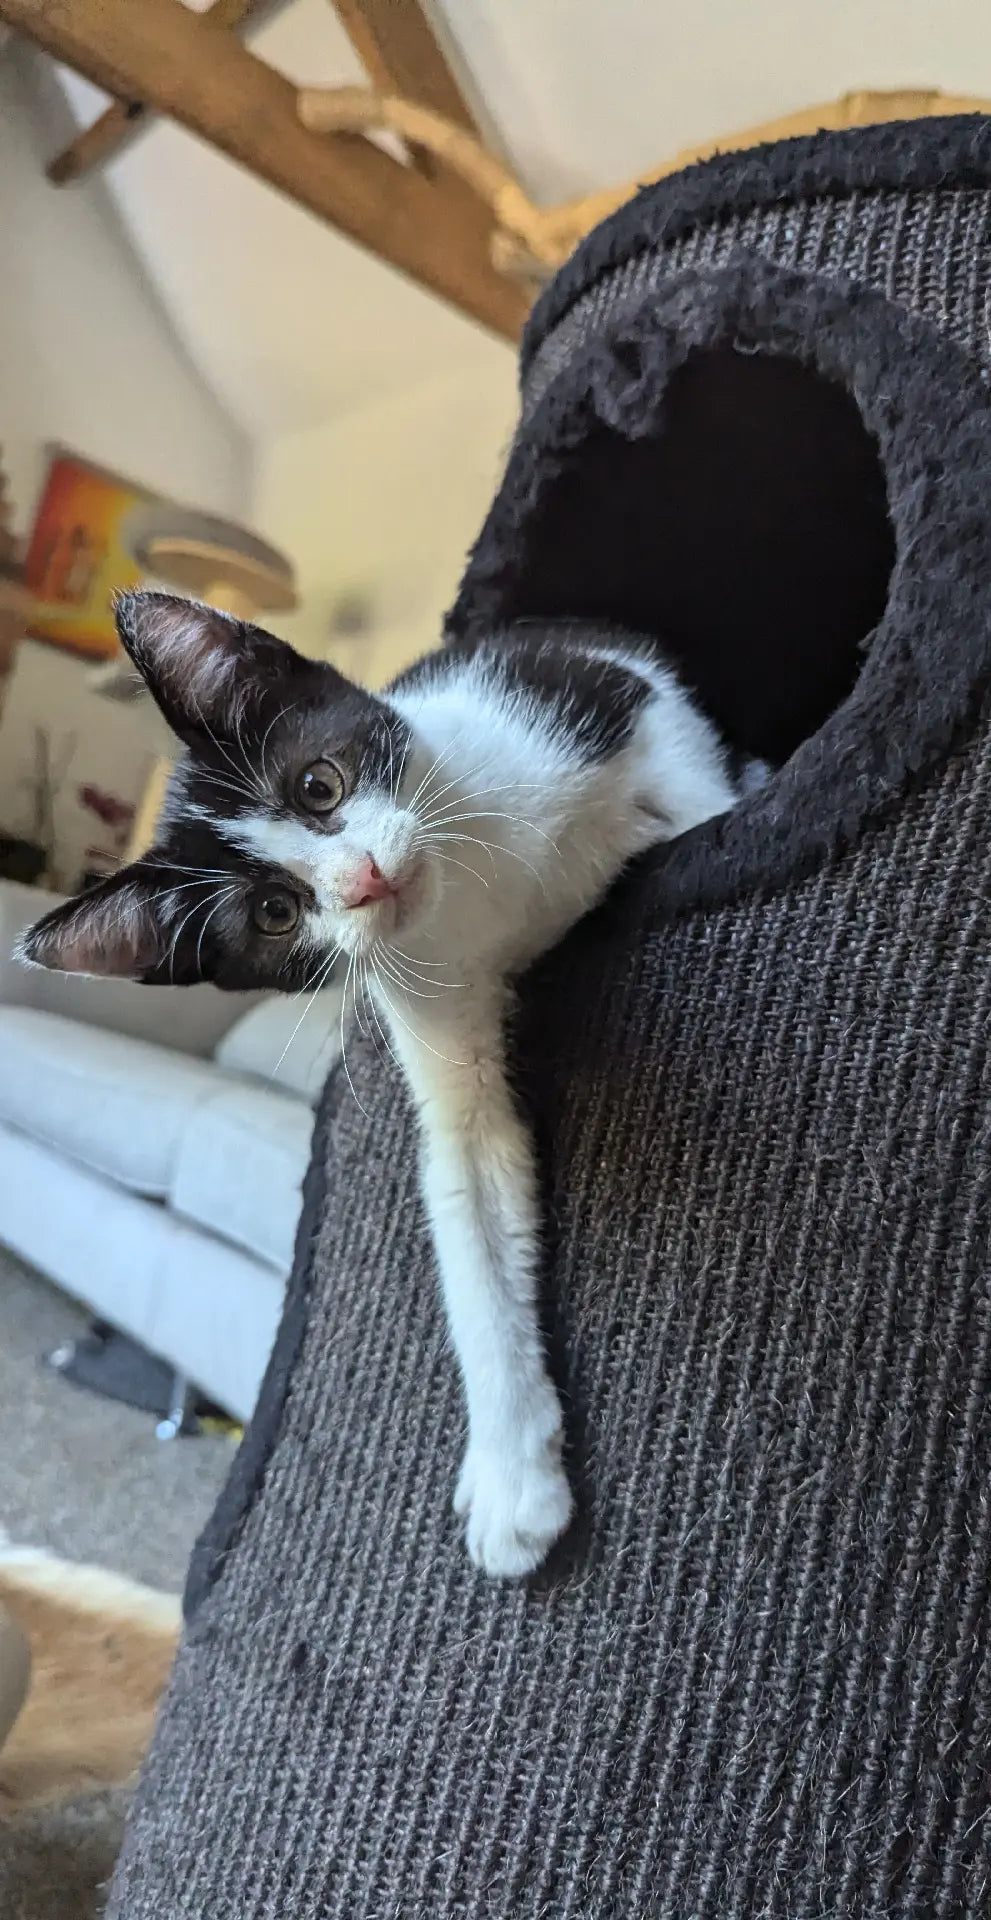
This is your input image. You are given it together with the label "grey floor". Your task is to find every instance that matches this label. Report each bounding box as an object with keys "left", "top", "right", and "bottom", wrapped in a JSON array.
[
  {"left": 0, "top": 1250, "right": 235, "bottom": 1589},
  {"left": 0, "top": 1248, "right": 237, "bottom": 1919}
]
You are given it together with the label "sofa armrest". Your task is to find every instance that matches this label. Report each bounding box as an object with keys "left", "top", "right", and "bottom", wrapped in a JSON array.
[{"left": 0, "top": 879, "right": 254, "bottom": 1058}]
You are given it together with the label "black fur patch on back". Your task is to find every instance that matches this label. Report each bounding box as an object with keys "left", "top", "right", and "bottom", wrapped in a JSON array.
[{"left": 395, "top": 619, "right": 658, "bottom": 763}]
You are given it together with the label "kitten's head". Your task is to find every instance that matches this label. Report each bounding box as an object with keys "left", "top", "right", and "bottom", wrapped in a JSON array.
[{"left": 19, "top": 592, "right": 442, "bottom": 993}]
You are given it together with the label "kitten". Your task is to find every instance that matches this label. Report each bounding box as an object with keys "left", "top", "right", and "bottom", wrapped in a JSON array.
[{"left": 20, "top": 595, "right": 764, "bottom": 1578}]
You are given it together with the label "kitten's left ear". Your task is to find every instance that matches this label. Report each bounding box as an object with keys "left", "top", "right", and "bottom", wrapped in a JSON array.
[
  {"left": 17, "top": 865, "right": 175, "bottom": 980},
  {"left": 114, "top": 591, "right": 313, "bottom": 748}
]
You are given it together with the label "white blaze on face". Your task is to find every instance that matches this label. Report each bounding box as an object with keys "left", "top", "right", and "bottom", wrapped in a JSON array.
[{"left": 213, "top": 792, "right": 425, "bottom": 952}]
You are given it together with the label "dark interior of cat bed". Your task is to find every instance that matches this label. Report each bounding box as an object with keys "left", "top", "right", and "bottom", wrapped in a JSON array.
[
  {"left": 499, "top": 349, "right": 896, "bottom": 766},
  {"left": 450, "top": 252, "right": 991, "bottom": 911}
]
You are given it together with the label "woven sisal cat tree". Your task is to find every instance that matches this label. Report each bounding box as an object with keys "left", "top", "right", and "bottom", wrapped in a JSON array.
[{"left": 106, "top": 112, "right": 991, "bottom": 1920}]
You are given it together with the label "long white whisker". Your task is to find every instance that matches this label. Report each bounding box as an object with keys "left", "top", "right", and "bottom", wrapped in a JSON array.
[
  {"left": 371, "top": 960, "right": 467, "bottom": 1066},
  {"left": 411, "top": 754, "right": 493, "bottom": 820},
  {"left": 258, "top": 699, "right": 300, "bottom": 791},
  {"left": 189, "top": 761, "right": 248, "bottom": 791},
  {"left": 411, "top": 747, "right": 526, "bottom": 820},
  {"left": 353, "top": 951, "right": 374, "bottom": 1038},
  {"left": 404, "top": 748, "right": 446, "bottom": 816},
  {"left": 418, "top": 780, "right": 548, "bottom": 825},
  {"left": 429, "top": 831, "right": 548, "bottom": 893},
  {"left": 192, "top": 764, "right": 257, "bottom": 795},
  {"left": 390, "top": 945, "right": 455, "bottom": 970},
  {"left": 356, "top": 956, "right": 380, "bottom": 1055},
  {"left": 189, "top": 692, "right": 264, "bottom": 802},
  {"left": 426, "top": 830, "right": 499, "bottom": 876},
  {"left": 231, "top": 701, "right": 259, "bottom": 797},
  {"left": 166, "top": 884, "right": 231, "bottom": 982},
  {"left": 190, "top": 771, "right": 259, "bottom": 808},
  {"left": 283, "top": 945, "right": 343, "bottom": 1007},
  {"left": 360, "top": 955, "right": 402, "bottom": 1070},
  {"left": 147, "top": 862, "right": 238, "bottom": 880},
  {"left": 393, "top": 721, "right": 414, "bottom": 805},
  {"left": 194, "top": 887, "right": 239, "bottom": 977},
  {"left": 159, "top": 880, "right": 239, "bottom": 910},
  {"left": 430, "top": 847, "right": 490, "bottom": 891},
  {"left": 423, "top": 808, "right": 562, "bottom": 851},
  {"left": 152, "top": 874, "right": 240, "bottom": 895},
  {"left": 338, "top": 952, "right": 368, "bottom": 1115},
  {"left": 374, "top": 950, "right": 448, "bottom": 999},
  {"left": 270, "top": 949, "right": 340, "bottom": 1077},
  {"left": 382, "top": 716, "right": 397, "bottom": 806},
  {"left": 383, "top": 946, "right": 465, "bottom": 992},
  {"left": 406, "top": 736, "right": 463, "bottom": 814},
  {"left": 363, "top": 960, "right": 402, "bottom": 1071}
]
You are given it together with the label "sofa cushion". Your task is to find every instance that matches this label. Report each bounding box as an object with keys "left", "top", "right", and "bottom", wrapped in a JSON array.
[
  {"left": 170, "top": 1080, "right": 314, "bottom": 1271},
  {"left": 213, "top": 988, "right": 343, "bottom": 1103},
  {"left": 0, "top": 1006, "right": 222, "bottom": 1196}
]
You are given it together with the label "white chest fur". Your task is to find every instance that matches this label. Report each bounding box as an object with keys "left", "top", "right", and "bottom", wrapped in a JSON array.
[
  {"left": 374, "top": 647, "right": 746, "bottom": 1577},
  {"left": 390, "top": 644, "right": 740, "bottom": 978}
]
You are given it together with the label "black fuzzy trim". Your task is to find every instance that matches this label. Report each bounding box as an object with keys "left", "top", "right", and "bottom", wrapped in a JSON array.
[
  {"left": 524, "top": 113, "right": 991, "bottom": 372},
  {"left": 452, "top": 258, "right": 991, "bottom": 915}
]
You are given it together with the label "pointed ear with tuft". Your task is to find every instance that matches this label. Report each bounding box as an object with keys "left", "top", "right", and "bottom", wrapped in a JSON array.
[
  {"left": 113, "top": 591, "right": 311, "bottom": 749},
  {"left": 16, "top": 867, "right": 174, "bottom": 981}
]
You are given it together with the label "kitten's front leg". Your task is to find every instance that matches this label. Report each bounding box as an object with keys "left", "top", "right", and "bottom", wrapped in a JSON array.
[{"left": 383, "top": 988, "right": 572, "bottom": 1577}]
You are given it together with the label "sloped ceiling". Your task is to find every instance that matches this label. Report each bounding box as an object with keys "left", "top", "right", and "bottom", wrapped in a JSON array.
[{"left": 46, "top": 0, "right": 991, "bottom": 439}]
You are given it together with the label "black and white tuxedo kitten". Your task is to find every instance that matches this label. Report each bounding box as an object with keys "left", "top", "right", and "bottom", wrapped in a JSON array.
[{"left": 21, "top": 595, "right": 766, "bottom": 1577}]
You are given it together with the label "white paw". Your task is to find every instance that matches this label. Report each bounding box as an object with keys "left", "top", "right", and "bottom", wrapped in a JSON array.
[{"left": 454, "top": 1433, "right": 574, "bottom": 1578}]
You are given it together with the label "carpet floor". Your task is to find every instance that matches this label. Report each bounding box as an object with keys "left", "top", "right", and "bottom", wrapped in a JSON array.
[{"left": 0, "top": 1249, "right": 236, "bottom": 1919}]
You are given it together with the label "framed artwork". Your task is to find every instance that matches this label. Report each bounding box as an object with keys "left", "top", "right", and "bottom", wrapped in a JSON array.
[{"left": 22, "top": 449, "right": 158, "bottom": 660}]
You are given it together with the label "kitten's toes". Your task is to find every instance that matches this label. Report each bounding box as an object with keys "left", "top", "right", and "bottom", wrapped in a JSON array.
[{"left": 454, "top": 1445, "right": 573, "bottom": 1578}]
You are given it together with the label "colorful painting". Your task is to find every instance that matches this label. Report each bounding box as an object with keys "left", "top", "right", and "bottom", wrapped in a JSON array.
[{"left": 23, "top": 450, "right": 154, "bottom": 659}]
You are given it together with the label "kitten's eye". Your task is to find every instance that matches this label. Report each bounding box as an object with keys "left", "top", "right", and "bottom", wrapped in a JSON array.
[
  {"left": 296, "top": 759, "right": 345, "bottom": 815},
  {"left": 252, "top": 888, "right": 300, "bottom": 936}
]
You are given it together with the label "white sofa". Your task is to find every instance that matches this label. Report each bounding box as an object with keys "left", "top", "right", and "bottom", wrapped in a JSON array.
[{"left": 0, "top": 880, "right": 340, "bottom": 1421}]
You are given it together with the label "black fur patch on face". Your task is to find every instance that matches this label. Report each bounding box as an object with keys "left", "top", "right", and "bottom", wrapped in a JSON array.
[
  {"left": 140, "top": 844, "right": 321, "bottom": 993},
  {"left": 168, "top": 674, "right": 407, "bottom": 838},
  {"left": 19, "top": 836, "right": 327, "bottom": 993},
  {"left": 115, "top": 591, "right": 409, "bottom": 814}
]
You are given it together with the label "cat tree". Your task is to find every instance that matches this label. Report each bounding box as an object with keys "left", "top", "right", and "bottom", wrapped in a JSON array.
[{"left": 106, "top": 112, "right": 991, "bottom": 1920}]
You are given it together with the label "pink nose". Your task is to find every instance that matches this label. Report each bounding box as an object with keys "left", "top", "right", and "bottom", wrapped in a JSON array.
[{"left": 341, "top": 854, "right": 395, "bottom": 909}]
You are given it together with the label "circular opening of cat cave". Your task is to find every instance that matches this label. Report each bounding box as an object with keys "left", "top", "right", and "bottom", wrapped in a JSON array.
[{"left": 501, "top": 349, "right": 896, "bottom": 769}]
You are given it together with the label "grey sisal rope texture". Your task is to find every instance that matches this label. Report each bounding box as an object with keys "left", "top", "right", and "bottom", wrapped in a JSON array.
[{"left": 107, "top": 123, "right": 991, "bottom": 1919}]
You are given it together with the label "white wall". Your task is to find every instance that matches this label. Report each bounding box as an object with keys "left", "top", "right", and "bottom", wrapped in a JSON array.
[
  {"left": 0, "top": 50, "right": 248, "bottom": 541},
  {"left": 439, "top": 0, "right": 991, "bottom": 202},
  {"left": 254, "top": 359, "right": 518, "bottom": 686}
]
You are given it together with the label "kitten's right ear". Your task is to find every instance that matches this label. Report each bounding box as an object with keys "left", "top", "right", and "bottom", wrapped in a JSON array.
[
  {"left": 114, "top": 590, "right": 312, "bottom": 749},
  {"left": 16, "top": 866, "right": 170, "bottom": 979}
]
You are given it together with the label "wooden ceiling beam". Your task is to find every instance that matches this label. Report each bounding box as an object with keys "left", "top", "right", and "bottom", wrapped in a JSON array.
[
  {"left": 47, "top": 0, "right": 290, "bottom": 186},
  {"left": 0, "top": 0, "right": 527, "bottom": 341},
  {"left": 48, "top": 96, "right": 150, "bottom": 185}
]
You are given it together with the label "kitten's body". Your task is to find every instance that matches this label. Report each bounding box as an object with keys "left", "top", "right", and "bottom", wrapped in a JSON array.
[{"left": 21, "top": 600, "right": 763, "bottom": 1576}]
